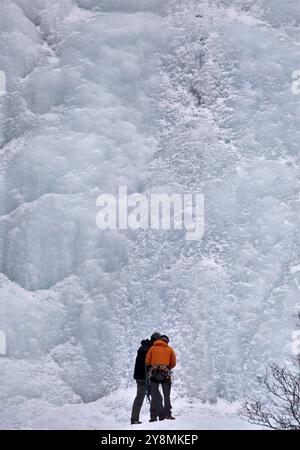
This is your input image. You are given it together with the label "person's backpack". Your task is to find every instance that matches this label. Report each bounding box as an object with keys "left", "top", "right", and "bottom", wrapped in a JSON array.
[{"left": 149, "top": 365, "right": 172, "bottom": 383}]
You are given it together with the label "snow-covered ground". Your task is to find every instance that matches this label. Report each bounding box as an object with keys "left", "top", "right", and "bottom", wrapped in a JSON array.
[{"left": 1, "top": 386, "right": 260, "bottom": 430}]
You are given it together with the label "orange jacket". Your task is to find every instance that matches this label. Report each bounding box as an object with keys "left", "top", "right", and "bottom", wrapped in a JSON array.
[{"left": 145, "top": 339, "right": 176, "bottom": 369}]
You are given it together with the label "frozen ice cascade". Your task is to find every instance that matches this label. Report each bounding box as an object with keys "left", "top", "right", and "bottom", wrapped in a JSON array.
[{"left": 0, "top": 0, "right": 299, "bottom": 428}]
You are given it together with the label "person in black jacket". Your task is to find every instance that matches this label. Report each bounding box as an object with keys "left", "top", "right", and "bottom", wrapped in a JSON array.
[{"left": 131, "top": 332, "right": 163, "bottom": 424}]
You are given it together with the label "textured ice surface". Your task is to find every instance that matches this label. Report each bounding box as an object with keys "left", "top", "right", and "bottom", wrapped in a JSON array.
[{"left": 0, "top": 0, "right": 299, "bottom": 428}]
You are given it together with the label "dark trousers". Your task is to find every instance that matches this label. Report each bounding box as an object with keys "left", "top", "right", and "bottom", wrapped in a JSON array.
[
  {"left": 151, "top": 381, "right": 172, "bottom": 418},
  {"left": 131, "top": 379, "right": 163, "bottom": 421}
]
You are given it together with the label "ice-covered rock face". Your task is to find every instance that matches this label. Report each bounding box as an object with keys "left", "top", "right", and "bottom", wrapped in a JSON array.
[
  {"left": 75, "top": 0, "right": 166, "bottom": 13},
  {"left": 0, "top": 0, "right": 161, "bottom": 292},
  {"left": 0, "top": 0, "right": 299, "bottom": 426},
  {"left": 0, "top": 0, "right": 163, "bottom": 408}
]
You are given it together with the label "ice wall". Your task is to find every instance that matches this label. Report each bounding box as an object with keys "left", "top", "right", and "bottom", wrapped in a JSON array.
[
  {"left": 0, "top": 0, "right": 163, "bottom": 412},
  {"left": 0, "top": 0, "right": 299, "bottom": 427}
]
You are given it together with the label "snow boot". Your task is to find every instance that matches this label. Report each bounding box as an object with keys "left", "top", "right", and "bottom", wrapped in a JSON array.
[
  {"left": 131, "top": 420, "right": 142, "bottom": 425},
  {"left": 166, "top": 416, "right": 175, "bottom": 420},
  {"left": 149, "top": 418, "right": 157, "bottom": 422}
]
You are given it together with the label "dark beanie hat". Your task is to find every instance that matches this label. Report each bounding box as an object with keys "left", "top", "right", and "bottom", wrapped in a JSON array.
[
  {"left": 151, "top": 332, "right": 161, "bottom": 341},
  {"left": 159, "top": 335, "right": 169, "bottom": 343}
]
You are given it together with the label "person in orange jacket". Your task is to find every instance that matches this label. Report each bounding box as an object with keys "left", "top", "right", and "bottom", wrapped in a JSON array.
[{"left": 145, "top": 335, "right": 176, "bottom": 421}]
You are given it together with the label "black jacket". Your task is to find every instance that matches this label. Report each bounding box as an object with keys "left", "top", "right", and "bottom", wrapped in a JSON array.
[{"left": 133, "top": 339, "right": 152, "bottom": 380}]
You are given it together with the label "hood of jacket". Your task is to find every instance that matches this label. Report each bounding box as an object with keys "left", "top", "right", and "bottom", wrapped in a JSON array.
[
  {"left": 140, "top": 339, "right": 151, "bottom": 348},
  {"left": 153, "top": 339, "right": 168, "bottom": 347}
]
